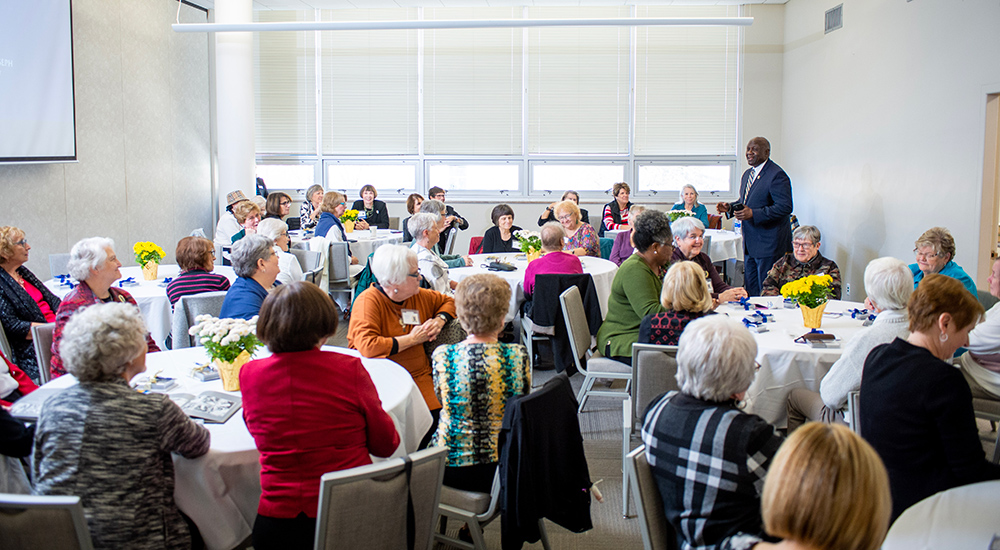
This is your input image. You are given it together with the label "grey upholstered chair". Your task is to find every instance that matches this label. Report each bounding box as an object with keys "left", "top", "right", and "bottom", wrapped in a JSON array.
[
  {"left": 0, "top": 494, "right": 94, "bottom": 550},
  {"left": 626, "top": 446, "right": 678, "bottom": 550},
  {"left": 31, "top": 323, "right": 55, "bottom": 385},
  {"left": 560, "top": 285, "right": 631, "bottom": 412},
  {"left": 169, "top": 291, "right": 228, "bottom": 349}
]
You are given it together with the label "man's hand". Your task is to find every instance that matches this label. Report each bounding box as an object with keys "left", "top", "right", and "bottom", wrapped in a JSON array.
[
  {"left": 734, "top": 206, "right": 753, "bottom": 221},
  {"left": 716, "top": 202, "right": 731, "bottom": 214}
]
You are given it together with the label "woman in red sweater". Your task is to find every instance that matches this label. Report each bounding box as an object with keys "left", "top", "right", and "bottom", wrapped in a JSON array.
[{"left": 240, "top": 282, "right": 400, "bottom": 549}]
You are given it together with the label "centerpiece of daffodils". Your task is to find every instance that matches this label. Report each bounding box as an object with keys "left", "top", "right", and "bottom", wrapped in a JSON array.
[
  {"left": 666, "top": 210, "right": 695, "bottom": 223},
  {"left": 188, "top": 315, "right": 261, "bottom": 391},
  {"left": 514, "top": 229, "right": 543, "bottom": 261},
  {"left": 133, "top": 241, "right": 166, "bottom": 280},
  {"left": 780, "top": 274, "right": 835, "bottom": 329},
  {"left": 340, "top": 209, "right": 360, "bottom": 232}
]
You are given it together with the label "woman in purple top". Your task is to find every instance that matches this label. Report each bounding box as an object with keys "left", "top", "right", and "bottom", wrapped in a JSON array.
[
  {"left": 609, "top": 205, "right": 646, "bottom": 266},
  {"left": 523, "top": 222, "right": 583, "bottom": 295},
  {"left": 166, "top": 237, "right": 231, "bottom": 307}
]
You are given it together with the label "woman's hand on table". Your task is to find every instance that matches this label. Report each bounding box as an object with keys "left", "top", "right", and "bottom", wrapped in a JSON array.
[
  {"left": 462, "top": 256, "right": 473, "bottom": 267},
  {"left": 718, "top": 287, "right": 748, "bottom": 303},
  {"left": 355, "top": 220, "right": 370, "bottom": 230}
]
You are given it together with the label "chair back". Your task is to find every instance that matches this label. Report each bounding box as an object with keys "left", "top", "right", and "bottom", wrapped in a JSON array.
[
  {"left": 701, "top": 233, "right": 712, "bottom": 255},
  {"left": 0, "top": 494, "right": 94, "bottom": 550},
  {"left": 389, "top": 216, "right": 400, "bottom": 230},
  {"left": 31, "top": 323, "right": 55, "bottom": 385},
  {"left": 626, "top": 446, "right": 677, "bottom": 550},
  {"left": 315, "top": 446, "right": 446, "bottom": 550},
  {"left": 599, "top": 238, "right": 614, "bottom": 260},
  {"left": 560, "top": 286, "right": 593, "bottom": 374},
  {"left": 170, "top": 291, "right": 229, "bottom": 349},
  {"left": 630, "top": 343, "right": 680, "bottom": 430},
  {"left": 977, "top": 289, "right": 999, "bottom": 312},
  {"left": 290, "top": 248, "right": 323, "bottom": 284},
  {"left": 48, "top": 254, "right": 71, "bottom": 278},
  {"left": 707, "top": 214, "right": 722, "bottom": 230},
  {"left": 847, "top": 390, "right": 861, "bottom": 435},
  {"left": 444, "top": 228, "right": 458, "bottom": 255},
  {"left": 327, "top": 240, "right": 352, "bottom": 286},
  {"left": 972, "top": 397, "right": 1000, "bottom": 463},
  {"left": 469, "top": 237, "right": 483, "bottom": 255},
  {"left": 0, "top": 324, "right": 13, "bottom": 364}
]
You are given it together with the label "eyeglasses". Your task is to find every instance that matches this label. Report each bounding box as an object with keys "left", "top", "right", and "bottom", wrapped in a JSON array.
[
  {"left": 683, "top": 234, "right": 704, "bottom": 242},
  {"left": 557, "top": 214, "right": 573, "bottom": 222},
  {"left": 791, "top": 241, "right": 816, "bottom": 249},
  {"left": 13, "top": 239, "right": 27, "bottom": 247},
  {"left": 407, "top": 271, "right": 421, "bottom": 279},
  {"left": 913, "top": 248, "right": 942, "bottom": 260},
  {"left": 279, "top": 200, "right": 291, "bottom": 206}
]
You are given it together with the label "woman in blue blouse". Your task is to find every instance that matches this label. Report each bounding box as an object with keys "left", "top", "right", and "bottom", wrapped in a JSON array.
[
  {"left": 670, "top": 184, "right": 710, "bottom": 228},
  {"left": 220, "top": 235, "right": 279, "bottom": 320}
]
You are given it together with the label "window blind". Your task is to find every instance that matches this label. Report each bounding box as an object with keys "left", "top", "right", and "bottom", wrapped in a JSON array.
[{"left": 253, "top": 11, "right": 316, "bottom": 155}]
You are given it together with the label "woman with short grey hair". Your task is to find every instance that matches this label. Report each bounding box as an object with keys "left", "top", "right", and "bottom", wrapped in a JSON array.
[
  {"left": 786, "top": 257, "right": 914, "bottom": 432},
  {"left": 671, "top": 216, "right": 748, "bottom": 302},
  {"left": 908, "top": 226, "right": 976, "bottom": 295},
  {"left": 641, "top": 315, "right": 783, "bottom": 549},
  {"left": 257, "top": 218, "right": 304, "bottom": 286},
  {"left": 34, "top": 302, "right": 210, "bottom": 549},
  {"left": 410, "top": 213, "right": 455, "bottom": 294},
  {"left": 50, "top": 237, "right": 160, "bottom": 379},
  {"left": 220, "top": 234, "right": 279, "bottom": 320},
  {"left": 761, "top": 224, "right": 842, "bottom": 298},
  {"left": 415, "top": 200, "right": 473, "bottom": 268},
  {"left": 300, "top": 183, "right": 324, "bottom": 230}
]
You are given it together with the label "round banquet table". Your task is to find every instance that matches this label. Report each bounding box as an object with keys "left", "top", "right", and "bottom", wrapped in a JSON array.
[
  {"left": 882, "top": 480, "right": 1000, "bottom": 550},
  {"left": 37, "top": 345, "right": 432, "bottom": 550},
  {"left": 605, "top": 228, "right": 742, "bottom": 262},
  {"left": 44, "top": 265, "right": 238, "bottom": 350},
  {"left": 449, "top": 252, "right": 619, "bottom": 324},
  {"left": 715, "top": 297, "right": 868, "bottom": 428},
  {"left": 290, "top": 228, "right": 403, "bottom": 261}
]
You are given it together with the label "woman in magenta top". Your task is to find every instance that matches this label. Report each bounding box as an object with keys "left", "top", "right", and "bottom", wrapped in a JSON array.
[
  {"left": 0, "top": 226, "right": 61, "bottom": 382},
  {"left": 240, "top": 282, "right": 400, "bottom": 550},
  {"left": 523, "top": 222, "right": 584, "bottom": 295}
]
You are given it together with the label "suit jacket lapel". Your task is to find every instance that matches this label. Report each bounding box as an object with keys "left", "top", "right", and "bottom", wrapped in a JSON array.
[{"left": 744, "top": 162, "right": 768, "bottom": 204}]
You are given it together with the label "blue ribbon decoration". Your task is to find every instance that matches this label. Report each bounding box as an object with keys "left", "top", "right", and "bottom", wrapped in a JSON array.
[
  {"left": 748, "top": 311, "right": 773, "bottom": 323},
  {"left": 742, "top": 318, "right": 763, "bottom": 329},
  {"left": 847, "top": 308, "right": 876, "bottom": 321},
  {"left": 118, "top": 277, "right": 136, "bottom": 287},
  {"left": 55, "top": 274, "right": 75, "bottom": 289},
  {"left": 737, "top": 297, "right": 753, "bottom": 311},
  {"left": 162, "top": 277, "right": 173, "bottom": 284},
  {"left": 809, "top": 328, "right": 825, "bottom": 334}
]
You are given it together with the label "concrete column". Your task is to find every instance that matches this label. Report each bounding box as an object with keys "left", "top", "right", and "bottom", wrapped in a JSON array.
[{"left": 214, "top": 0, "right": 254, "bottom": 219}]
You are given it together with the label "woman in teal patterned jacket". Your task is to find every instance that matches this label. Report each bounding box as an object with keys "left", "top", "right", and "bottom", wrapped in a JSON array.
[{"left": 431, "top": 273, "right": 530, "bottom": 493}]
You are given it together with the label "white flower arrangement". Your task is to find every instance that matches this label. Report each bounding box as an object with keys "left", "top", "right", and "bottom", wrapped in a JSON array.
[
  {"left": 188, "top": 315, "right": 261, "bottom": 362},
  {"left": 514, "top": 229, "right": 542, "bottom": 254}
]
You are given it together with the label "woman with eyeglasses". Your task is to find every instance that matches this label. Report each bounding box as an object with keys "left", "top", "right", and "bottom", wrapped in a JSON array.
[
  {"left": 165, "top": 236, "right": 231, "bottom": 308},
  {"left": 257, "top": 218, "right": 304, "bottom": 286},
  {"left": 314, "top": 191, "right": 360, "bottom": 267},
  {"left": 760, "top": 225, "right": 841, "bottom": 298},
  {"left": 538, "top": 190, "right": 590, "bottom": 227},
  {"left": 907, "top": 226, "right": 976, "bottom": 296},
  {"left": 219, "top": 235, "right": 281, "bottom": 321},
  {"left": 671, "top": 217, "right": 747, "bottom": 303},
  {"left": 554, "top": 200, "right": 600, "bottom": 258},
  {"left": 263, "top": 192, "right": 292, "bottom": 221}
]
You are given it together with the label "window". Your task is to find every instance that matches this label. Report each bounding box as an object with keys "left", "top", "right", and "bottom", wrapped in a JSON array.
[
  {"left": 531, "top": 162, "right": 626, "bottom": 194},
  {"left": 637, "top": 163, "right": 733, "bottom": 198},
  {"left": 428, "top": 162, "right": 520, "bottom": 193},
  {"left": 255, "top": 163, "right": 317, "bottom": 191},
  {"left": 326, "top": 162, "right": 417, "bottom": 195}
]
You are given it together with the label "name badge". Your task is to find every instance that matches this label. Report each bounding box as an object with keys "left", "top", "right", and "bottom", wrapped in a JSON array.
[{"left": 401, "top": 309, "right": 421, "bottom": 325}]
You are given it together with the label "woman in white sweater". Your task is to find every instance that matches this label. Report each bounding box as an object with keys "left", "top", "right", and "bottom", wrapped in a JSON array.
[
  {"left": 785, "top": 257, "right": 913, "bottom": 432},
  {"left": 958, "top": 257, "right": 1000, "bottom": 399}
]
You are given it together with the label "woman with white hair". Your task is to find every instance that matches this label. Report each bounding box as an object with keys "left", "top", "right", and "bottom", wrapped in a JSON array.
[
  {"left": 348, "top": 245, "right": 457, "bottom": 416},
  {"left": 220, "top": 234, "right": 280, "bottom": 320},
  {"left": 786, "top": 257, "right": 913, "bottom": 432},
  {"left": 418, "top": 200, "right": 473, "bottom": 268},
  {"left": 34, "top": 302, "right": 209, "bottom": 549},
  {"left": 257, "top": 218, "right": 304, "bottom": 286},
  {"left": 409, "top": 212, "right": 456, "bottom": 294},
  {"left": 641, "top": 315, "right": 783, "bottom": 550},
  {"left": 761, "top": 225, "right": 842, "bottom": 298},
  {"left": 49, "top": 237, "right": 160, "bottom": 379},
  {"left": 670, "top": 184, "right": 710, "bottom": 227},
  {"left": 671, "top": 216, "right": 748, "bottom": 302}
]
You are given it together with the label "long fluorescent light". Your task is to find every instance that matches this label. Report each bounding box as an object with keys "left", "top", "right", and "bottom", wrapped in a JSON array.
[{"left": 172, "top": 17, "right": 753, "bottom": 33}]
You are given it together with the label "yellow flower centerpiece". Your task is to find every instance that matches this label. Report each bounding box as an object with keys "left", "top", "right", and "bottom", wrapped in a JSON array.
[
  {"left": 340, "top": 209, "right": 359, "bottom": 233},
  {"left": 133, "top": 241, "right": 166, "bottom": 280},
  {"left": 780, "top": 274, "right": 835, "bottom": 329},
  {"left": 188, "top": 315, "right": 261, "bottom": 391}
]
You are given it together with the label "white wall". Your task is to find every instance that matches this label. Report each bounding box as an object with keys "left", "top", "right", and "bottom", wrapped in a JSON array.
[
  {"left": 0, "top": 0, "right": 212, "bottom": 279},
  {"left": 781, "top": 0, "right": 1000, "bottom": 299}
]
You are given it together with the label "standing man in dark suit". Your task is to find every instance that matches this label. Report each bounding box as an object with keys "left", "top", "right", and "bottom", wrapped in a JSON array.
[
  {"left": 716, "top": 137, "right": 793, "bottom": 296},
  {"left": 428, "top": 186, "right": 469, "bottom": 254}
]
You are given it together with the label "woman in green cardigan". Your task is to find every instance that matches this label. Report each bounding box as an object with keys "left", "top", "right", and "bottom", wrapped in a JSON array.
[{"left": 596, "top": 209, "right": 674, "bottom": 365}]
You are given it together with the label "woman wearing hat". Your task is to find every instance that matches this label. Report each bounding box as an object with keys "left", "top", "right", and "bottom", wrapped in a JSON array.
[{"left": 214, "top": 190, "right": 250, "bottom": 249}]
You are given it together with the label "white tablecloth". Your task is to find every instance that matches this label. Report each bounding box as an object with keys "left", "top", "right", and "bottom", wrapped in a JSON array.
[
  {"left": 45, "top": 265, "right": 238, "bottom": 350},
  {"left": 40, "top": 345, "right": 432, "bottom": 550},
  {"left": 291, "top": 228, "right": 404, "bottom": 261},
  {"left": 449, "top": 252, "right": 618, "bottom": 323},
  {"left": 716, "top": 298, "right": 868, "bottom": 428},
  {"left": 604, "top": 228, "right": 741, "bottom": 262},
  {"left": 883, "top": 480, "right": 1000, "bottom": 550}
]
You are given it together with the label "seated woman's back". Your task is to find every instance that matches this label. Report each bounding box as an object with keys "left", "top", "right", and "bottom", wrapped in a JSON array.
[{"left": 639, "top": 261, "right": 714, "bottom": 346}]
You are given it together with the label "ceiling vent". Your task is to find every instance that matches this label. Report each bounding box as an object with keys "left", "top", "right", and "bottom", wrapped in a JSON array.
[{"left": 825, "top": 4, "right": 844, "bottom": 34}]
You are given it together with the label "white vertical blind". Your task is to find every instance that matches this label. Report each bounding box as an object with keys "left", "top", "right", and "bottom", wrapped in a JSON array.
[
  {"left": 253, "top": 11, "right": 316, "bottom": 155},
  {"left": 423, "top": 8, "right": 523, "bottom": 155},
  {"left": 319, "top": 8, "right": 419, "bottom": 155},
  {"left": 635, "top": 6, "right": 739, "bottom": 155},
  {"left": 526, "top": 7, "right": 631, "bottom": 155}
]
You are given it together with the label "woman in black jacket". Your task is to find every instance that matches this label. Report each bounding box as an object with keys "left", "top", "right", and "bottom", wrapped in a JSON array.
[
  {"left": 480, "top": 204, "right": 522, "bottom": 254},
  {"left": 351, "top": 184, "right": 390, "bottom": 230}
]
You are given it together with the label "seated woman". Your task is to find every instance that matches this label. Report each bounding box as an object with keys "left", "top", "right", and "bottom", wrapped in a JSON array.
[
  {"left": 50, "top": 237, "right": 160, "bottom": 379},
  {"left": 538, "top": 190, "right": 590, "bottom": 227},
  {"left": 257, "top": 218, "right": 304, "bottom": 286},
  {"left": 409, "top": 213, "right": 456, "bottom": 294},
  {"left": 299, "top": 184, "right": 324, "bottom": 231},
  {"left": 609, "top": 205, "right": 645, "bottom": 266},
  {"left": 432, "top": 274, "right": 529, "bottom": 493},
  {"left": 34, "top": 302, "right": 209, "bottom": 549},
  {"left": 786, "top": 257, "right": 912, "bottom": 433},
  {"left": 214, "top": 190, "right": 249, "bottom": 249},
  {"left": 402, "top": 193, "right": 424, "bottom": 242},
  {"left": 670, "top": 184, "right": 710, "bottom": 228},
  {"left": 523, "top": 222, "right": 583, "bottom": 296},
  {"left": 909, "top": 226, "right": 976, "bottom": 296},
  {"left": 639, "top": 261, "right": 714, "bottom": 346},
  {"left": 642, "top": 315, "right": 783, "bottom": 550},
  {"left": 165, "top": 236, "right": 231, "bottom": 307},
  {"left": 314, "top": 191, "right": 360, "bottom": 267},
  {"left": 263, "top": 191, "right": 292, "bottom": 220},
  {"left": 348, "top": 245, "right": 457, "bottom": 420},
  {"left": 861, "top": 274, "right": 1000, "bottom": 521},
  {"left": 351, "top": 184, "right": 390, "bottom": 230},
  {"left": 752, "top": 423, "right": 891, "bottom": 550},
  {"left": 600, "top": 181, "right": 633, "bottom": 236},
  {"left": 958, "top": 256, "right": 1000, "bottom": 399},
  {"left": 480, "top": 204, "right": 522, "bottom": 254},
  {"left": 596, "top": 210, "right": 672, "bottom": 364},
  {"left": 0, "top": 226, "right": 60, "bottom": 382},
  {"left": 241, "top": 282, "right": 400, "bottom": 550},
  {"left": 418, "top": 200, "right": 473, "bottom": 268},
  {"left": 761, "top": 225, "right": 842, "bottom": 298},
  {"left": 555, "top": 200, "right": 600, "bottom": 258},
  {"left": 671, "top": 217, "right": 748, "bottom": 302},
  {"left": 220, "top": 235, "right": 280, "bottom": 320},
  {"left": 230, "top": 200, "right": 262, "bottom": 244}
]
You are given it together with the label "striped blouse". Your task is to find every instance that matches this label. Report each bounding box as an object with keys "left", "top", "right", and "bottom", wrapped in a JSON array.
[{"left": 165, "top": 269, "right": 231, "bottom": 306}]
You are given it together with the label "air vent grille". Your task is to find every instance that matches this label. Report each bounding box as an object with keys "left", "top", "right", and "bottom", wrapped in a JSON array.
[{"left": 825, "top": 4, "right": 843, "bottom": 34}]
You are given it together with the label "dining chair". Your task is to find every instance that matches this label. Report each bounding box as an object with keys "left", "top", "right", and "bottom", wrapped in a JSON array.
[
  {"left": 972, "top": 397, "right": 1000, "bottom": 463},
  {"left": 314, "top": 446, "right": 446, "bottom": 550},
  {"left": 847, "top": 390, "right": 861, "bottom": 436},
  {"left": 626, "top": 446, "right": 678, "bottom": 550},
  {"left": 623, "top": 343, "right": 679, "bottom": 517},
  {"left": 289, "top": 248, "right": 323, "bottom": 284},
  {"left": 326, "top": 240, "right": 355, "bottom": 314},
  {"left": 559, "top": 285, "right": 631, "bottom": 412},
  {"left": 48, "top": 254, "right": 71, "bottom": 278},
  {"left": 31, "top": 323, "right": 55, "bottom": 385},
  {"left": 0, "top": 323, "right": 13, "bottom": 363},
  {"left": 434, "top": 469, "right": 502, "bottom": 550},
  {"left": 0, "top": 494, "right": 94, "bottom": 550},
  {"left": 170, "top": 291, "right": 229, "bottom": 349}
]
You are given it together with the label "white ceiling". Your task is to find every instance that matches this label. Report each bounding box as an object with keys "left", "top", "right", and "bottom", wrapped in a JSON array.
[{"left": 188, "top": 0, "right": 788, "bottom": 12}]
